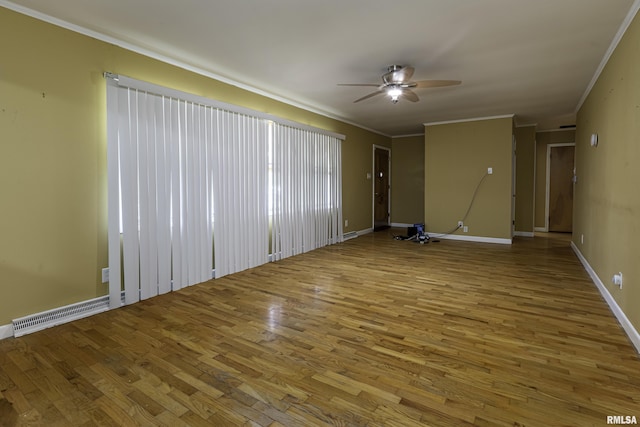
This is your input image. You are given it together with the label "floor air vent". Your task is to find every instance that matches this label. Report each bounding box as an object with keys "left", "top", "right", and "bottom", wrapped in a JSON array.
[{"left": 12, "top": 296, "right": 111, "bottom": 337}]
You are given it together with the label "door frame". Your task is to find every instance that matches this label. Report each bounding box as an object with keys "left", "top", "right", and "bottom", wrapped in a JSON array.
[
  {"left": 511, "top": 135, "right": 516, "bottom": 238},
  {"left": 372, "top": 145, "right": 391, "bottom": 230},
  {"left": 545, "top": 142, "right": 575, "bottom": 232}
]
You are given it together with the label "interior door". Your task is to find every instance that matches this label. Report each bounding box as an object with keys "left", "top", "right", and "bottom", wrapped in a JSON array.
[
  {"left": 548, "top": 145, "right": 575, "bottom": 232},
  {"left": 374, "top": 147, "right": 390, "bottom": 230}
]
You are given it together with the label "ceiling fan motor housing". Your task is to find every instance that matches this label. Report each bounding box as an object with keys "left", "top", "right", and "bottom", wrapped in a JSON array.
[{"left": 338, "top": 65, "right": 460, "bottom": 103}]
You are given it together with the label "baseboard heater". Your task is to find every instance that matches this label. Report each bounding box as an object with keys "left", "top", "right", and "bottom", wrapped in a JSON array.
[
  {"left": 12, "top": 293, "right": 125, "bottom": 338},
  {"left": 343, "top": 231, "right": 358, "bottom": 240}
]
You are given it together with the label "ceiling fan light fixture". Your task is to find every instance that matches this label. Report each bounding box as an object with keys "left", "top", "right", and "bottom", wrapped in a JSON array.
[{"left": 387, "top": 86, "right": 402, "bottom": 103}]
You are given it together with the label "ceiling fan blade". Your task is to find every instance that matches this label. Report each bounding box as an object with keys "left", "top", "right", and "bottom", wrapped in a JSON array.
[
  {"left": 353, "top": 90, "right": 384, "bottom": 103},
  {"left": 383, "top": 66, "right": 415, "bottom": 84},
  {"left": 337, "top": 83, "right": 380, "bottom": 87},
  {"left": 399, "top": 88, "right": 419, "bottom": 102},
  {"left": 414, "top": 79, "right": 462, "bottom": 88}
]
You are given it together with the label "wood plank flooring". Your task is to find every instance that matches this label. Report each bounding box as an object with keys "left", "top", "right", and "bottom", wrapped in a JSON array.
[{"left": 1, "top": 231, "right": 639, "bottom": 426}]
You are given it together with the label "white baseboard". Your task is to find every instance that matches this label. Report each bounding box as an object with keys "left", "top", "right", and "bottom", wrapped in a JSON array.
[
  {"left": 571, "top": 242, "right": 640, "bottom": 353},
  {"left": 357, "top": 227, "right": 374, "bottom": 236},
  {"left": 430, "top": 233, "right": 512, "bottom": 245},
  {"left": 514, "top": 231, "right": 535, "bottom": 237},
  {"left": 0, "top": 324, "right": 14, "bottom": 340}
]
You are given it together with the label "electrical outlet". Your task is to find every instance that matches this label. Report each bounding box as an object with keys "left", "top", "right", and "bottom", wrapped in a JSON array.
[
  {"left": 101, "top": 268, "right": 109, "bottom": 283},
  {"left": 344, "top": 219, "right": 349, "bottom": 227},
  {"left": 463, "top": 226, "right": 468, "bottom": 233},
  {"left": 458, "top": 221, "right": 463, "bottom": 227},
  {"left": 613, "top": 272, "right": 623, "bottom": 289},
  {"left": 487, "top": 167, "right": 493, "bottom": 175}
]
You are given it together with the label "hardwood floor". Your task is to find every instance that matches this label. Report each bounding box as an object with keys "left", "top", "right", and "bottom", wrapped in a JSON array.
[{"left": 1, "top": 231, "right": 638, "bottom": 426}]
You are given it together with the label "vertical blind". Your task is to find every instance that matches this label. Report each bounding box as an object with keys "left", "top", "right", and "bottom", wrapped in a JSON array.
[
  {"left": 106, "top": 75, "right": 343, "bottom": 309},
  {"left": 213, "top": 111, "right": 270, "bottom": 278},
  {"left": 271, "top": 124, "right": 343, "bottom": 261},
  {"left": 107, "top": 88, "right": 216, "bottom": 307}
]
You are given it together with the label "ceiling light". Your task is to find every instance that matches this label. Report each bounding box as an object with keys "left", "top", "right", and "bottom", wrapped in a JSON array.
[{"left": 387, "top": 87, "right": 402, "bottom": 103}]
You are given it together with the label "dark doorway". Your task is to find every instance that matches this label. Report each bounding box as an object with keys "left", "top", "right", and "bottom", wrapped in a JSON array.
[{"left": 374, "top": 147, "right": 390, "bottom": 231}]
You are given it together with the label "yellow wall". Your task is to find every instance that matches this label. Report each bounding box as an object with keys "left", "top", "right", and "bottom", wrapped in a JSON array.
[
  {"left": 514, "top": 125, "right": 536, "bottom": 233},
  {"left": 391, "top": 135, "right": 425, "bottom": 224},
  {"left": 574, "top": 10, "right": 640, "bottom": 333},
  {"left": 0, "top": 7, "right": 390, "bottom": 325},
  {"left": 534, "top": 130, "right": 575, "bottom": 229},
  {"left": 424, "top": 117, "right": 514, "bottom": 240}
]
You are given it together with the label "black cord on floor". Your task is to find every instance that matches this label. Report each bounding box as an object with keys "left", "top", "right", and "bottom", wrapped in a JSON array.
[{"left": 428, "top": 171, "right": 489, "bottom": 239}]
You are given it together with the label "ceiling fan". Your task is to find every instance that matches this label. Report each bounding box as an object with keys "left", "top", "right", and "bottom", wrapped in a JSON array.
[{"left": 339, "top": 65, "right": 461, "bottom": 104}]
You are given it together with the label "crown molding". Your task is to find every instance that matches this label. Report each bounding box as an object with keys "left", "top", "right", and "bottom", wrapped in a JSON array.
[
  {"left": 576, "top": 1, "right": 640, "bottom": 112},
  {"left": 424, "top": 114, "right": 515, "bottom": 127}
]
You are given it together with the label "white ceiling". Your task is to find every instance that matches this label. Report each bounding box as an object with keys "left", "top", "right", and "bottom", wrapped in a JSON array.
[{"left": 4, "top": 0, "right": 637, "bottom": 136}]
